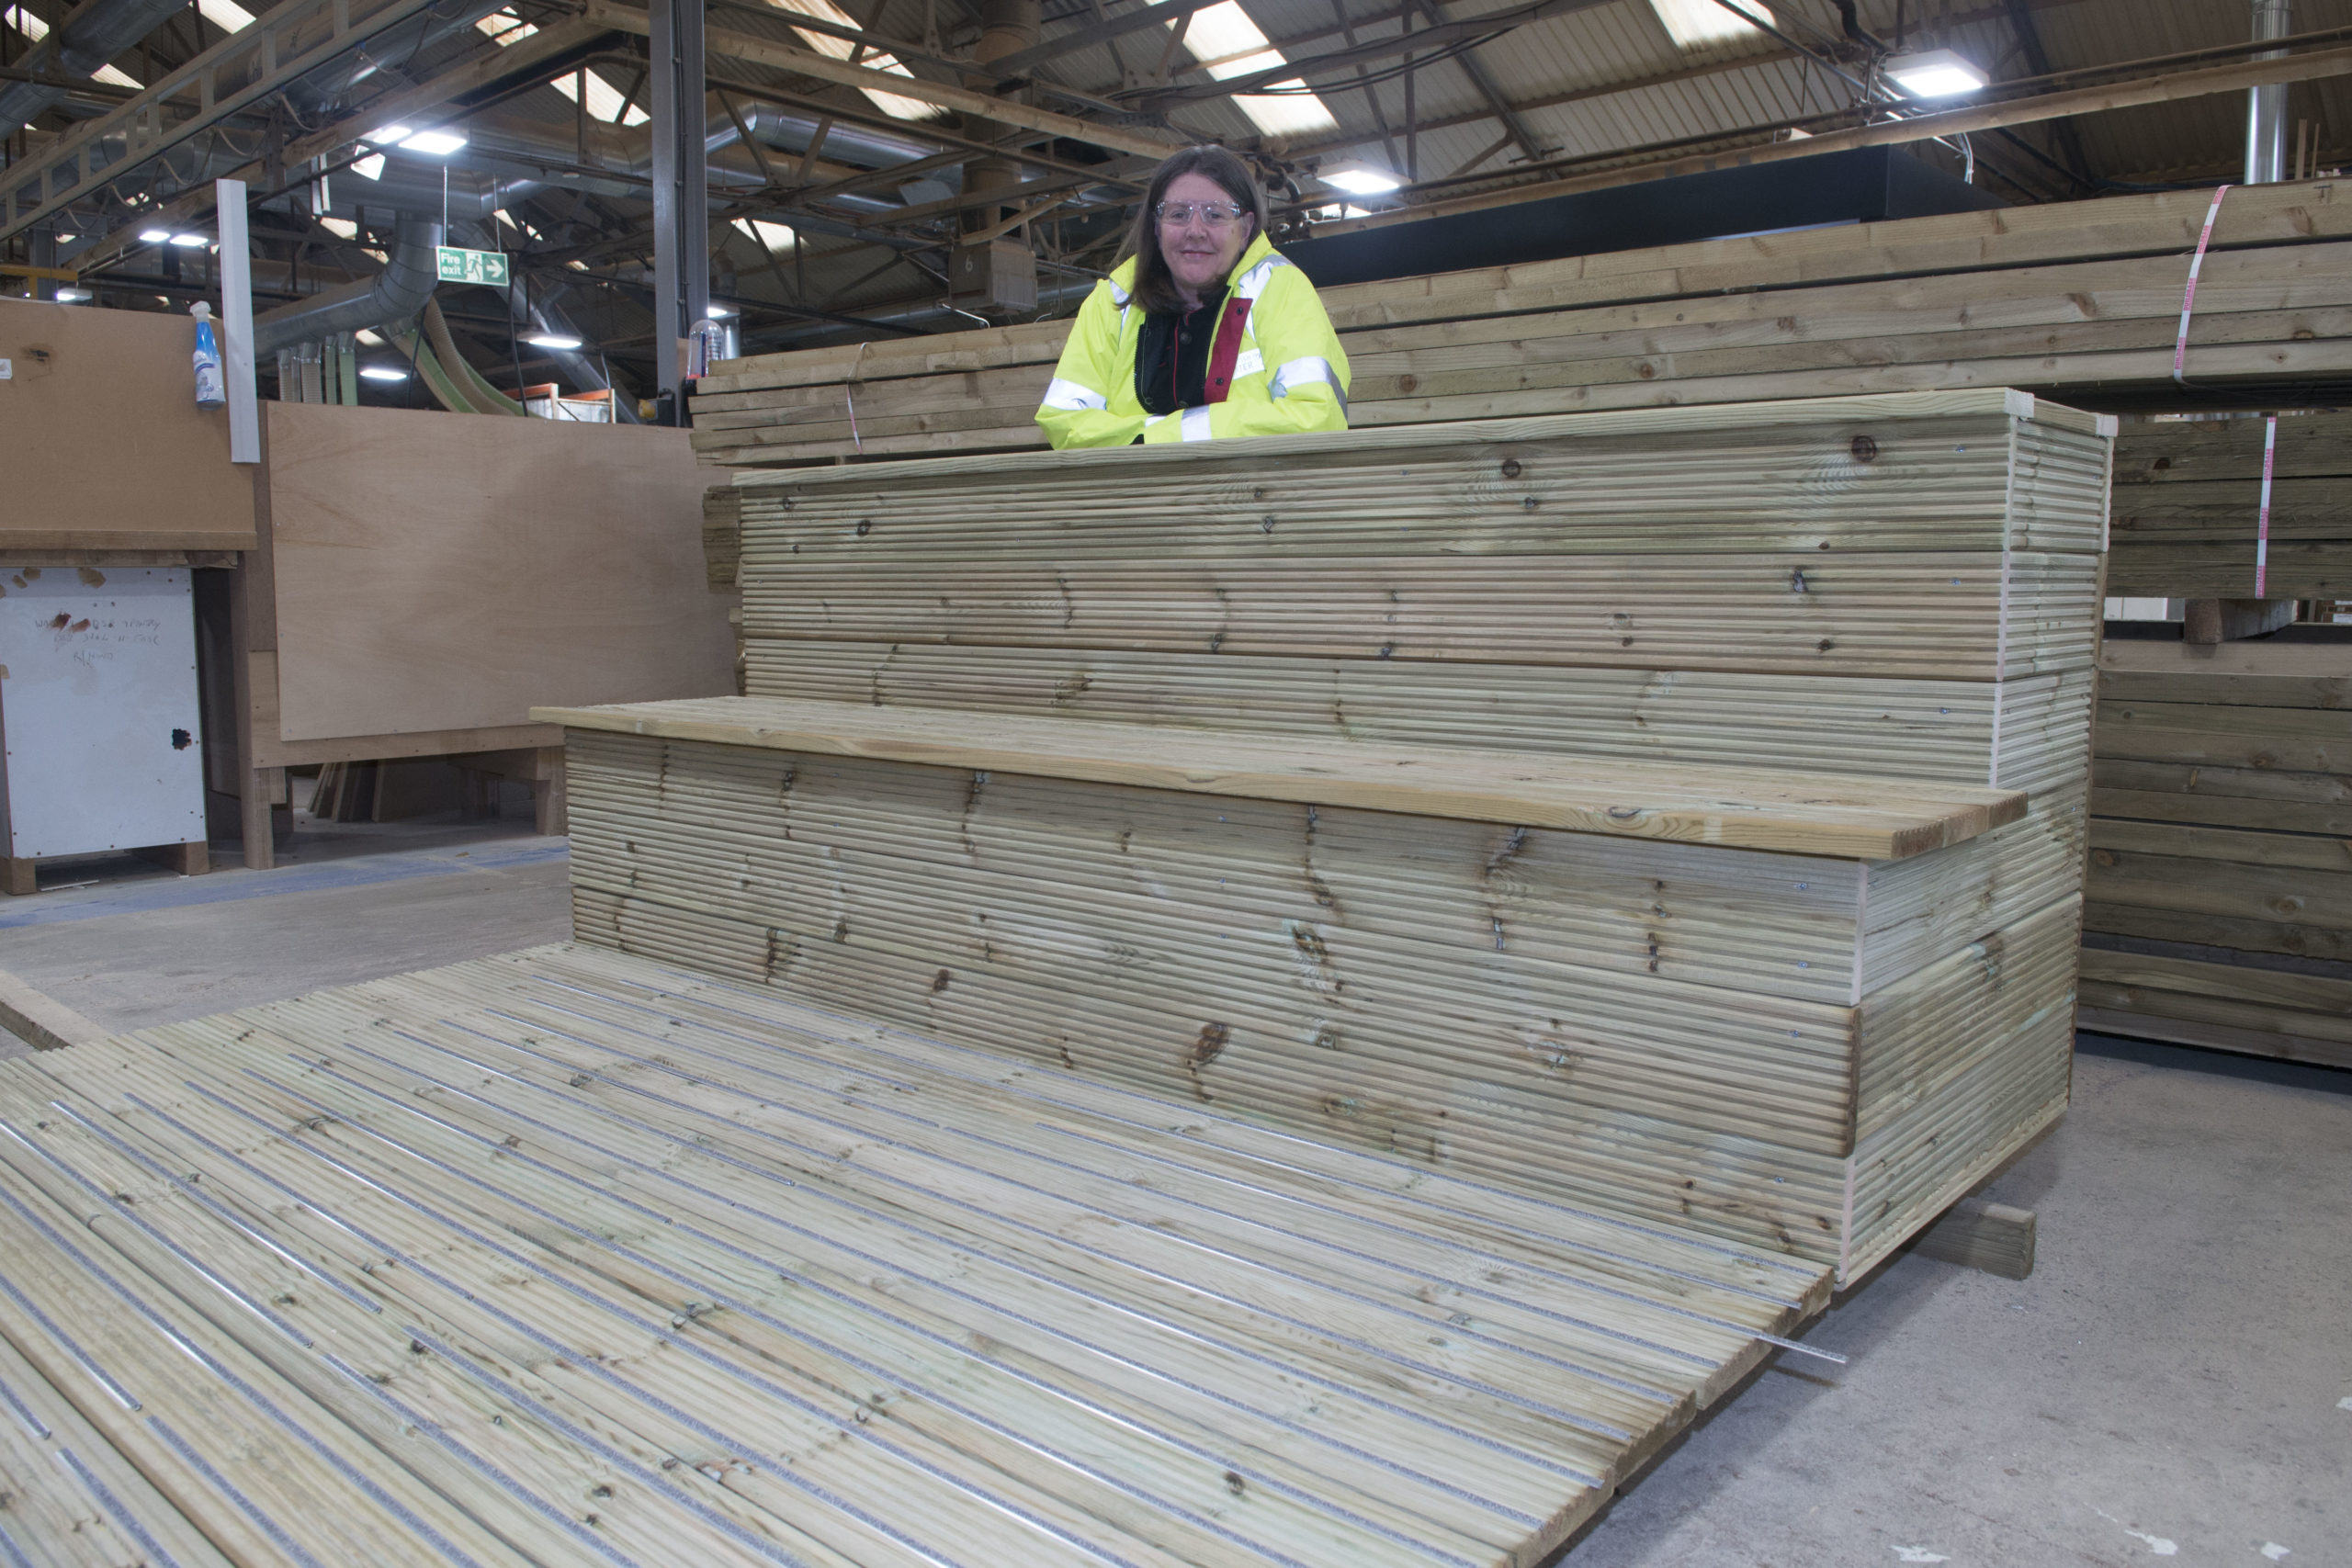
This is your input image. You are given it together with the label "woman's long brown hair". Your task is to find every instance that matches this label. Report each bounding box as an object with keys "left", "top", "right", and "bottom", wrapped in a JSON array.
[{"left": 1114, "top": 145, "right": 1272, "bottom": 315}]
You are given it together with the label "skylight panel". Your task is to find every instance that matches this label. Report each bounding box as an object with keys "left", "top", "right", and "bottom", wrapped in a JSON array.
[
  {"left": 198, "top": 0, "right": 254, "bottom": 31},
  {"left": 733, "top": 218, "right": 798, "bottom": 252},
  {"left": 1647, "top": 0, "right": 1769, "bottom": 50},
  {"left": 4, "top": 5, "right": 142, "bottom": 86},
  {"left": 763, "top": 0, "right": 943, "bottom": 121},
  {"left": 1151, "top": 0, "right": 1337, "bottom": 139},
  {"left": 477, "top": 12, "right": 650, "bottom": 124}
]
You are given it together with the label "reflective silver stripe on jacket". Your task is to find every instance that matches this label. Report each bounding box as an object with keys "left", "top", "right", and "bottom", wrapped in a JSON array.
[
  {"left": 1231, "top": 254, "right": 1292, "bottom": 303},
  {"left": 1181, "top": 405, "right": 1215, "bottom": 442},
  {"left": 1269, "top": 355, "right": 1348, "bottom": 412},
  {"left": 1041, "top": 377, "right": 1108, "bottom": 412}
]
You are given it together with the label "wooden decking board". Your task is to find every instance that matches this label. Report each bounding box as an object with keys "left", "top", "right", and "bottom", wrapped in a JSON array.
[
  {"left": 536, "top": 696, "right": 2025, "bottom": 862},
  {"left": 0, "top": 945, "right": 1827, "bottom": 1568}
]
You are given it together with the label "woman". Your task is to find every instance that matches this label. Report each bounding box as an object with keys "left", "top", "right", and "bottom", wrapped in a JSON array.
[{"left": 1036, "top": 145, "right": 1350, "bottom": 448}]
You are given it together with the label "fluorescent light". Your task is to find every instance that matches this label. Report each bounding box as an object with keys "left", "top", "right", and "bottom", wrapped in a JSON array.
[
  {"left": 1324, "top": 167, "right": 1402, "bottom": 196},
  {"left": 706, "top": 304, "right": 736, "bottom": 318},
  {"left": 398, "top": 130, "right": 469, "bottom": 155},
  {"left": 359, "top": 366, "right": 409, "bottom": 381},
  {"left": 168, "top": 231, "right": 209, "bottom": 246},
  {"left": 320, "top": 216, "right": 359, "bottom": 240},
  {"left": 350, "top": 152, "right": 386, "bottom": 180},
  {"left": 356, "top": 329, "right": 386, "bottom": 345},
  {"left": 139, "top": 228, "right": 173, "bottom": 243},
  {"left": 368, "top": 124, "right": 413, "bottom": 143},
  {"left": 1886, "top": 48, "right": 1987, "bottom": 97},
  {"left": 1647, "top": 0, "right": 1768, "bottom": 49},
  {"left": 197, "top": 0, "right": 254, "bottom": 30},
  {"left": 53, "top": 287, "right": 90, "bottom": 301},
  {"left": 526, "top": 333, "right": 582, "bottom": 350}
]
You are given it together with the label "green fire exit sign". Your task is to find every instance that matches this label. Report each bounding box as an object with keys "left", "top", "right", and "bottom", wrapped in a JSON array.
[{"left": 435, "top": 246, "right": 511, "bottom": 287}]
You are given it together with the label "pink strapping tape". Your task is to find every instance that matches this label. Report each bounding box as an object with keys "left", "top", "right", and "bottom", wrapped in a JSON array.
[
  {"left": 2173, "top": 185, "right": 2232, "bottom": 385},
  {"left": 2256, "top": 413, "right": 2277, "bottom": 597}
]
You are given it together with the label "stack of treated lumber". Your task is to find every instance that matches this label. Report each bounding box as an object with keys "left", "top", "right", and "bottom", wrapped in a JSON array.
[
  {"left": 2081, "top": 626, "right": 2352, "bottom": 1067},
  {"left": 0, "top": 946, "right": 1826, "bottom": 1567},
  {"left": 2106, "top": 412, "right": 2352, "bottom": 601},
  {"left": 687, "top": 178, "right": 2349, "bottom": 478},
  {"left": 548, "top": 389, "right": 2113, "bottom": 1286},
  {"left": 2077, "top": 413, "right": 2352, "bottom": 1068}
]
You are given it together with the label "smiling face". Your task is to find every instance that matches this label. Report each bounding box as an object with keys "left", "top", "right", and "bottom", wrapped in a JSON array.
[{"left": 1159, "top": 169, "right": 1255, "bottom": 305}]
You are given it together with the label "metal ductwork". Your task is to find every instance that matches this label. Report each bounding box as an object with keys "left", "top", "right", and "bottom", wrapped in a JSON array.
[
  {"left": 2246, "top": 0, "right": 2291, "bottom": 184},
  {"left": 0, "top": 0, "right": 194, "bottom": 129},
  {"left": 253, "top": 217, "right": 444, "bottom": 357}
]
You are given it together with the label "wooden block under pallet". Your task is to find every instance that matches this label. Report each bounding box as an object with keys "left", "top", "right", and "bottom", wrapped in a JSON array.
[{"left": 1911, "top": 1197, "right": 2037, "bottom": 1279}]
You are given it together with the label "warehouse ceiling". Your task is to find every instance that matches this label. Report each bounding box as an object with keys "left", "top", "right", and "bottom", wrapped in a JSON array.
[{"left": 4, "top": 0, "right": 2348, "bottom": 402}]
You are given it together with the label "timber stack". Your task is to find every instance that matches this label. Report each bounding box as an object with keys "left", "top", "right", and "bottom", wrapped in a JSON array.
[
  {"left": 686, "top": 177, "right": 2346, "bottom": 496},
  {"left": 550, "top": 388, "right": 2111, "bottom": 1287},
  {"left": 2079, "top": 412, "right": 2352, "bottom": 1068}
]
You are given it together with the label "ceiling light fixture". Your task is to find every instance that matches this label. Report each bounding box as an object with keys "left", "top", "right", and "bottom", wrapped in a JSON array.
[
  {"left": 53, "top": 287, "right": 90, "bottom": 301},
  {"left": 168, "top": 232, "right": 210, "bottom": 246},
  {"left": 526, "top": 333, "right": 583, "bottom": 350},
  {"left": 1885, "top": 48, "right": 1987, "bottom": 97},
  {"left": 397, "top": 130, "right": 468, "bottom": 155},
  {"left": 139, "top": 228, "right": 173, "bottom": 243},
  {"left": 1323, "top": 166, "right": 1403, "bottom": 197},
  {"left": 706, "top": 303, "right": 736, "bottom": 319},
  {"left": 368, "top": 123, "right": 412, "bottom": 143},
  {"left": 358, "top": 365, "right": 409, "bottom": 381}
]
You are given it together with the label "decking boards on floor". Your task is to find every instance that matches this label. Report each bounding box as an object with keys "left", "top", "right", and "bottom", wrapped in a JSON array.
[{"left": 0, "top": 943, "right": 1828, "bottom": 1568}]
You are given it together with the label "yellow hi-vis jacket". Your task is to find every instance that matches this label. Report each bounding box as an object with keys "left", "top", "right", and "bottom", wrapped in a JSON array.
[{"left": 1035, "top": 231, "right": 1351, "bottom": 449}]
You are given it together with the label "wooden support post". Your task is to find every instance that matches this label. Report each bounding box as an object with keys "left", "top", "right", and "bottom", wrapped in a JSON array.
[
  {"left": 1912, "top": 1197, "right": 2037, "bottom": 1279},
  {"left": 241, "top": 769, "right": 283, "bottom": 869},
  {"left": 2183, "top": 597, "right": 2298, "bottom": 644},
  {"left": 132, "top": 840, "right": 211, "bottom": 876},
  {"left": 532, "top": 747, "right": 569, "bottom": 836}
]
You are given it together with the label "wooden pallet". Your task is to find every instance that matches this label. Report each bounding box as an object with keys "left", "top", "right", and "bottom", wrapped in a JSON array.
[{"left": 0, "top": 943, "right": 1828, "bottom": 1568}]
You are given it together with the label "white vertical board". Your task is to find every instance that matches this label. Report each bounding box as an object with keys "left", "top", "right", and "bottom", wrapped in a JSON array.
[{"left": 0, "top": 568, "right": 204, "bottom": 858}]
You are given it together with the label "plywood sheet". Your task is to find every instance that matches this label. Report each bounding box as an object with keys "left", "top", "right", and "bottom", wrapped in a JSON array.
[
  {"left": 0, "top": 299, "right": 255, "bottom": 552},
  {"left": 265, "top": 403, "right": 734, "bottom": 741}
]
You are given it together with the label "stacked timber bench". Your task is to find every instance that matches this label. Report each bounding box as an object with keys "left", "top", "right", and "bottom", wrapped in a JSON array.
[
  {"left": 570, "top": 387, "right": 2111, "bottom": 1281},
  {"left": 0, "top": 389, "right": 2108, "bottom": 1567}
]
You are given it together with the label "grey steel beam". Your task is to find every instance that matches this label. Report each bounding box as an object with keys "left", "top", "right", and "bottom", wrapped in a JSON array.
[{"left": 650, "top": 0, "right": 711, "bottom": 411}]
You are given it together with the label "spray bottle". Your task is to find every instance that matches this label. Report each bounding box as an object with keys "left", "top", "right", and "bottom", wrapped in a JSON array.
[{"left": 191, "top": 301, "right": 226, "bottom": 408}]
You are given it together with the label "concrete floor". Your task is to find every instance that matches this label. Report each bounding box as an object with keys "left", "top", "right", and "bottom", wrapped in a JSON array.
[{"left": 2, "top": 806, "right": 2346, "bottom": 1567}]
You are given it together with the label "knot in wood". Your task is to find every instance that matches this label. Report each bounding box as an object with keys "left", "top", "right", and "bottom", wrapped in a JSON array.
[
  {"left": 1499, "top": 458, "right": 1521, "bottom": 479},
  {"left": 855, "top": 519, "right": 872, "bottom": 536},
  {"left": 1849, "top": 434, "right": 1879, "bottom": 463}
]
